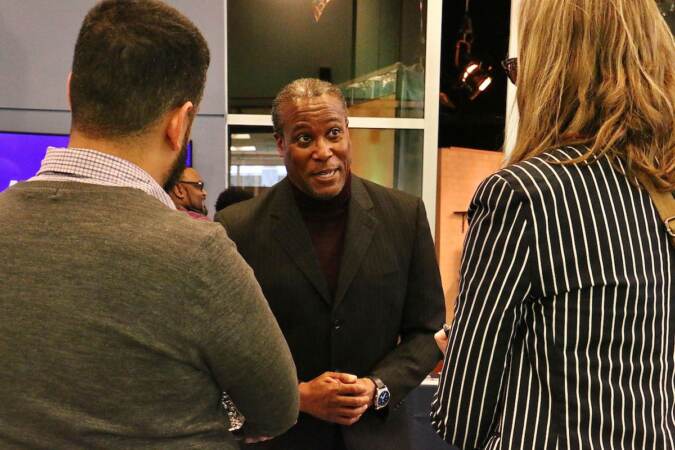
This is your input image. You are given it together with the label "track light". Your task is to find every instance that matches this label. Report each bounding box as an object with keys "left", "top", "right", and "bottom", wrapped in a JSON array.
[
  {"left": 460, "top": 61, "right": 493, "bottom": 100},
  {"left": 451, "top": 0, "right": 494, "bottom": 101}
]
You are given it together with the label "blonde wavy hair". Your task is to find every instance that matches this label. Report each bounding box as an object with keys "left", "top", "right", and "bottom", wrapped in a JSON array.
[{"left": 511, "top": 0, "right": 675, "bottom": 190}]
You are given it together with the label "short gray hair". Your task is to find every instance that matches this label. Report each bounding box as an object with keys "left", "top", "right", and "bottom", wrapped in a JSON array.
[{"left": 271, "top": 78, "right": 348, "bottom": 133}]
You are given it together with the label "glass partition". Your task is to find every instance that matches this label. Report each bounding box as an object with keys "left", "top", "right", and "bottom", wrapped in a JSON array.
[
  {"left": 227, "top": 0, "right": 427, "bottom": 118},
  {"left": 225, "top": 0, "right": 441, "bottom": 231},
  {"left": 228, "top": 126, "right": 423, "bottom": 197}
]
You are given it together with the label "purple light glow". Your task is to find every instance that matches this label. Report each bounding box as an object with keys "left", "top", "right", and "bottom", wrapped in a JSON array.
[
  {"left": 0, "top": 131, "right": 192, "bottom": 192},
  {"left": 0, "top": 132, "right": 69, "bottom": 192}
]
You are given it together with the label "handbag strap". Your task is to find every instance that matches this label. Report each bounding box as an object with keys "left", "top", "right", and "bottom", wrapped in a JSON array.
[{"left": 637, "top": 172, "right": 675, "bottom": 249}]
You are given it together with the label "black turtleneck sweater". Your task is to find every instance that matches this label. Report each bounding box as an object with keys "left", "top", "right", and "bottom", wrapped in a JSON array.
[{"left": 291, "top": 175, "right": 351, "bottom": 299}]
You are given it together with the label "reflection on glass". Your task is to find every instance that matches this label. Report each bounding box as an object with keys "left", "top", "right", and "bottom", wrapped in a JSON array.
[
  {"left": 228, "top": 127, "right": 284, "bottom": 196},
  {"left": 343, "top": 63, "right": 424, "bottom": 118},
  {"left": 658, "top": 0, "right": 674, "bottom": 31},
  {"left": 349, "top": 128, "right": 423, "bottom": 197},
  {"left": 229, "top": 126, "right": 423, "bottom": 197},
  {"left": 230, "top": 165, "right": 287, "bottom": 189},
  {"left": 228, "top": 0, "right": 427, "bottom": 118}
]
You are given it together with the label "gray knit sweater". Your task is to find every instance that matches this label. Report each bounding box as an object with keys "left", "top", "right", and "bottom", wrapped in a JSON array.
[{"left": 0, "top": 181, "right": 298, "bottom": 449}]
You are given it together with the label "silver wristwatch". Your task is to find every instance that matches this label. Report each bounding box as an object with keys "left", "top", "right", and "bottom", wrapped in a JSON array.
[{"left": 369, "top": 376, "right": 391, "bottom": 410}]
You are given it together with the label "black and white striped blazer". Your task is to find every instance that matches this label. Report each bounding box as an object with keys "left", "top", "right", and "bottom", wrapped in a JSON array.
[{"left": 432, "top": 146, "right": 674, "bottom": 450}]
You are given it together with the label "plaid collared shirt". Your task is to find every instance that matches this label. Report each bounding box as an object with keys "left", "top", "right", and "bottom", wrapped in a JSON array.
[{"left": 29, "top": 147, "right": 176, "bottom": 209}]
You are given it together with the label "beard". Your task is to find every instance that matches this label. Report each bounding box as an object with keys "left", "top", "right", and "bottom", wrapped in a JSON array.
[
  {"left": 188, "top": 203, "right": 209, "bottom": 216},
  {"left": 163, "top": 138, "right": 189, "bottom": 192}
]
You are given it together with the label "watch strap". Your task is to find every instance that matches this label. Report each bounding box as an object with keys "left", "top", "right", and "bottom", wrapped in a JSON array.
[{"left": 368, "top": 376, "right": 385, "bottom": 390}]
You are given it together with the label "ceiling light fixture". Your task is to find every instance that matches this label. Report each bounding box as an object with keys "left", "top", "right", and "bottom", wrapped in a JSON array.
[
  {"left": 312, "top": 0, "right": 332, "bottom": 23},
  {"left": 461, "top": 61, "right": 493, "bottom": 100},
  {"left": 453, "top": 0, "right": 493, "bottom": 101}
]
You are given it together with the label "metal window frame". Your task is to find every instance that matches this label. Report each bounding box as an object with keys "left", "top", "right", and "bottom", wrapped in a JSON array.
[
  {"left": 224, "top": 0, "right": 443, "bottom": 232},
  {"left": 503, "top": 0, "right": 521, "bottom": 160}
]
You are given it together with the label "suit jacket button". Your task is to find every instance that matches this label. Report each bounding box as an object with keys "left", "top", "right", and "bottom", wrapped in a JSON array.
[{"left": 333, "top": 319, "right": 343, "bottom": 330}]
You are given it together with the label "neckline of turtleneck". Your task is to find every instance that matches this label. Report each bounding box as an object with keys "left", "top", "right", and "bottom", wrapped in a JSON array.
[{"left": 291, "top": 173, "right": 352, "bottom": 214}]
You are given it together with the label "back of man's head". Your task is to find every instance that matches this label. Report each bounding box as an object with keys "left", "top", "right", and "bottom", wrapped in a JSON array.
[
  {"left": 214, "top": 187, "right": 253, "bottom": 213},
  {"left": 70, "top": 0, "right": 210, "bottom": 139}
]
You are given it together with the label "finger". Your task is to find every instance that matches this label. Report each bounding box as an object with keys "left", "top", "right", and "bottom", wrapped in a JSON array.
[
  {"left": 336, "top": 382, "right": 368, "bottom": 395},
  {"left": 327, "top": 402, "right": 369, "bottom": 417},
  {"left": 244, "top": 436, "right": 272, "bottom": 444},
  {"left": 334, "top": 404, "right": 369, "bottom": 417},
  {"left": 324, "top": 401, "right": 369, "bottom": 418},
  {"left": 326, "top": 393, "right": 367, "bottom": 408},
  {"left": 334, "top": 394, "right": 371, "bottom": 407},
  {"left": 333, "top": 414, "right": 364, "bottom": 426},
  {"left": 345, "top": 404, "right": 369, "bottom": 416},
  {"left": 323, "top": 412, "right": 358, "bottom": 425},
  {"left": 434, "top": 329, "right": 449, "bottom": 352},
  {"left": 320, "top": 372, "right": 342, "bottom": 383},
  {"left": 332, "top": 372, "right": 358, "bottom": 384}
]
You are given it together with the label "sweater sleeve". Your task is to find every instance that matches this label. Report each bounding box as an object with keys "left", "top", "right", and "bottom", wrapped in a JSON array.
[
  {"left": 430, "top": 174, "right": 532, "bottom": 449},
  {"left": 189, "top": 225, "right": 298, "bottom": 438}
]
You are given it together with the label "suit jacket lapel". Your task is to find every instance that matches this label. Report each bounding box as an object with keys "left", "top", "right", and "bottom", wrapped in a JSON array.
[
  {"left": 334, "top": 176, "right": 377, "bottom": 309},
  {"left": 270, "top": 179, "right": 332, "bottom": 305}
]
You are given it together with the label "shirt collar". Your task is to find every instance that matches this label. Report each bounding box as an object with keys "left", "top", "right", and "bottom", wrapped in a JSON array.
[{"left": 30, "top": 147, "right": 176, "bottom": 209}]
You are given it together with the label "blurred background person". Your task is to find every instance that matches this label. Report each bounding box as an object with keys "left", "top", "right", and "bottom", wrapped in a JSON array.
[
  {"left": 168, "top": 167, "right": 209, "bottom": 219},
  {"left": 215, "top": 186, "right": 253, "bottom": 213},
  {"left": 432, "top": 0, "right": 675, "bottom": 449}
]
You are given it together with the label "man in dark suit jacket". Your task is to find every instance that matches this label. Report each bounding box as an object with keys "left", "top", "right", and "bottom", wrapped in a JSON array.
[{"left": 216, "top": 78, "right": 445, "bottom": 450}]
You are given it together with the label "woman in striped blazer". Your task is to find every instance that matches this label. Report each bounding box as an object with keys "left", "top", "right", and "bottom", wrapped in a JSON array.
[{"left": 431, "top": 0, "right": 675, "bottom": 449}]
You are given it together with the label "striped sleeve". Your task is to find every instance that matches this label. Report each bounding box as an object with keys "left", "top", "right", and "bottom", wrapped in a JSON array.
[{"left": 431, "top": 173, "right": 533, "bottom": 449}]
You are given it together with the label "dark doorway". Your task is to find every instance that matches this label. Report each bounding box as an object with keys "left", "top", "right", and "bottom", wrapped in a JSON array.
[{"left": 438, "top": 0, "right": 511, "bottom": 151}]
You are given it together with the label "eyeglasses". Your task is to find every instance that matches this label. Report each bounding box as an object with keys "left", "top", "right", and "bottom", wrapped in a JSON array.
[
  {"left": 178, "top": 180, "right": 205, "bottom": 191},
  {"left": 501, "top": 57, "right": 517, "bottom": 84}
]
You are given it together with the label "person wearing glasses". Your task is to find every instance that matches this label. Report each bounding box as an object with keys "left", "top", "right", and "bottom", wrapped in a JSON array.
[
  {"left": 0, "top": 1, "right": 298, "bottom": 448},
  {"left": 168, "top": 167, "right": 210, "bottom": 219},
  {"left": 431, "top": 0, "right": 675, "bottom": 449}
]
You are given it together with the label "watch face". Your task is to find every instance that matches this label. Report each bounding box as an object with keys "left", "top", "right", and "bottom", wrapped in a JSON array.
[{"left": 377, "top": 390, "right": 390, "bottom": 407}]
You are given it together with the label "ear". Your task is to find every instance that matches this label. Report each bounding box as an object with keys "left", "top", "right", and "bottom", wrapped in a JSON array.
[
  {"left": 171, "top": 183, "right": 186, "bottom": 199},
  {"left": 66, "top": 72, "right": 73, "bottom": 110},
  {"left": 274, "top": 132, "right": 285, "bottom": 158},
  {"left": 166, "top": 101, "right": 194, "bottom": 152}
]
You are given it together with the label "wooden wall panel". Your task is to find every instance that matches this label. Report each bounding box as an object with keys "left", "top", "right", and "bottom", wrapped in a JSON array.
[{"left": 435, "top": 147, "right": 503, "bottom": 322}]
